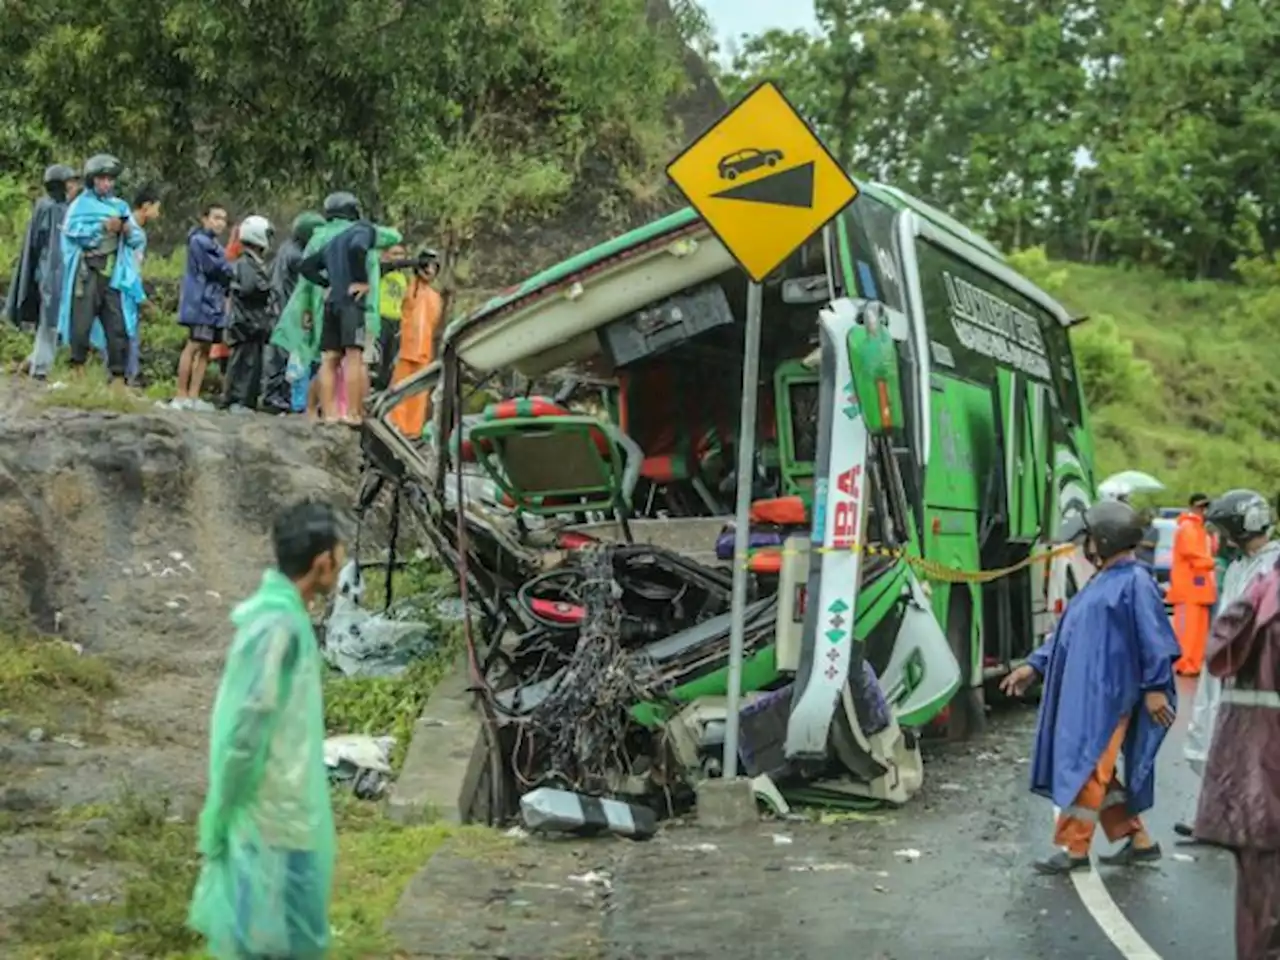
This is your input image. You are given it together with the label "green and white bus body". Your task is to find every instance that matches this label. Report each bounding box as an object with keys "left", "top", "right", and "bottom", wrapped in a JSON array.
[{"left": 415, "top": 184, "right": 1096, "bottom": 807}]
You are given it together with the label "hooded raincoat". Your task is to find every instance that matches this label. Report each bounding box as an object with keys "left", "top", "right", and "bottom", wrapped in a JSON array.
[
  {"left": 55, "top": 190, "right": 144, "bottom": 349},
  {"left": 188, "top": 569, "right": 334, "bottom": 959},
  {"left": 1185, "top": 540, "right": 1280, "bottom": 775},
  {"left": 4, "top": 191, "right": 62, "bottom": 330},
  {"left": 1194, "top": 566, "right": 1280, "bottom": 958},
  {"left": 1028, "top": 558, "right": 1181, "bottom": 816}
]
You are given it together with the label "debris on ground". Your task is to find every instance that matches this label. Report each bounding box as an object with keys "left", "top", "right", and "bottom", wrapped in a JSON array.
[
  {"left": 520, "top": 786, "right": 658, "bottom": 840},
  {"left": 321, "top": 561, "right": 441, "bottom": 677},
  {"left": 324, "top": 733, "right": 397, "bottom": 800}
]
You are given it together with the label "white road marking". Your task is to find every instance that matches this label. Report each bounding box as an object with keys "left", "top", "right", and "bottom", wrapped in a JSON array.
[{"left": 1053, "top": 805, "right": 1165, "bottom": 959}]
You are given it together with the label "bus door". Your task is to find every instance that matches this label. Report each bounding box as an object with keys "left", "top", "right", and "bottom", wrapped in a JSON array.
[
  {"left": 992, "top": 370, "right": 1048, "bottom": 544},
  {"left": 784, "top": 299, "right": 870, "bottom": 761}
]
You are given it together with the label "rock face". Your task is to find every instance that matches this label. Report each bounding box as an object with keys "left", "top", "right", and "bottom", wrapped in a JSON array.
[{"left": 0, "top": 390, "right": 362, "bottom": 810}]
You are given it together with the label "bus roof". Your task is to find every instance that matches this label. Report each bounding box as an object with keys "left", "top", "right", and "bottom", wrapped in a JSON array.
[{"left": 444, "top": 181, "right": 1007, "bottom": 347}]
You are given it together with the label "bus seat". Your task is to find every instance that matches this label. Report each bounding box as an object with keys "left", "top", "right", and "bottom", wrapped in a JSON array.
[
  {"left": 467, "top": 410, "right": 642, "bottom": 520},
  {"left": 773, "top": 359, "right": 821, "bottom": 497},
  {"left": 750, "top": 496, "right": 809, "bottom": 527},
  {"left": 617, "top": 366, "right": 722, "bottom": 514}
]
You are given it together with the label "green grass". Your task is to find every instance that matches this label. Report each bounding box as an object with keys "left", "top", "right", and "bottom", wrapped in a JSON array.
[
  {"left": 0, "top": 634, "right": 117, "bottom": 730},
  {"left": 1010, "top": 248, "right": 1280, "bottom": 503},
  {"left": 9, "top": 789, "right": 507, "bottom": 959}
]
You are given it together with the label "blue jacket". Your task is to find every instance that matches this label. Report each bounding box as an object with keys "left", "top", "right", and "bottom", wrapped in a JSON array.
[{"left": 179, "top": 228, "right": 233, "bottom": 329}]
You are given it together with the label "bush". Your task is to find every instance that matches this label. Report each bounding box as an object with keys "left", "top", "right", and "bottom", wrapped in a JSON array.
[{"left": 1071, "top": 315, "right": 1157, "bottom": 409}]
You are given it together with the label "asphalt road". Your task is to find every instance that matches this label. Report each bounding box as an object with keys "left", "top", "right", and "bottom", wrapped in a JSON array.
[{"left": 603, "top": 675, "right": 1235, "bottom": 960}]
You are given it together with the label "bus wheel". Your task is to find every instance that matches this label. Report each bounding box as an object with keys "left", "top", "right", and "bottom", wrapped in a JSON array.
[{"left": 944, "top": 587, "right": 985, "bottom": 741}]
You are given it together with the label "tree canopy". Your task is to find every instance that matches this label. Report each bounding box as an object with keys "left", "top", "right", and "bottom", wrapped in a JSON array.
[
  {"left": 722, "top": 0, "right": 1280, "bottom": 279},
  {"left": 0, "top": 0, "right": 699, "bottom": 285}
]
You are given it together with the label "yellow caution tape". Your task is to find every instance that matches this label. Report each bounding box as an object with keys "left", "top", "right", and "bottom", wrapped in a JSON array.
[{"left": 737, "top": 541, "right": 1076, "bottom": 584}]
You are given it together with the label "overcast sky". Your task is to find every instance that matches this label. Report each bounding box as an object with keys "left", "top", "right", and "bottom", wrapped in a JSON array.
[{"left": 700, "top": 0, "right": 818, "bottom": 53}]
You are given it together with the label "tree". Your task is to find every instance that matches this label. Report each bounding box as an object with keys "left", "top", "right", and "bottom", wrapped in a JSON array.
[{"left": 0, "top": 0, "right": 695, "bottom": 236}]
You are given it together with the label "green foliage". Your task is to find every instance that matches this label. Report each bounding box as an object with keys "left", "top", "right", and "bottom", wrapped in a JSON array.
[
  {"left": 0, "top": 0, "right": 697, "bottom": 277},
  {"left": 0, "top": 633, "right": 117, "bottom": 729},
  {"left": 1015, "top": 253, "right": 1280, "bottom": 502},
  {"left": 724, "top": 0, "right": 1280, "bottom": 279}
]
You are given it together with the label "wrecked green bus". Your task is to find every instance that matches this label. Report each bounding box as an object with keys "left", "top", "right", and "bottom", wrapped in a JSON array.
[{"left": 364, "top": 182, "right": 1097, "bottom": 817}]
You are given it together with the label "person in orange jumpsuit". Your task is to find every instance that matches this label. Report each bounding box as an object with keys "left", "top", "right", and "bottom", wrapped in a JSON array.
[
  {"left": 1169, "top": 492, "right": 1218, "bottom": 676},
  {"left": 387, "top": 250, "right": 443, "bottom": 439}
]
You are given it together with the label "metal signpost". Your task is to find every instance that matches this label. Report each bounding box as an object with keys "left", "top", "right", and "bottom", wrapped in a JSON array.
[{"left": 665, "top": 81, "right": 859, "bottom": 779}]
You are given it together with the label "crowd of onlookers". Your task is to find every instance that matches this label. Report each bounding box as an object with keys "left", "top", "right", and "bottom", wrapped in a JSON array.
[{"left": 5, "top": 153, "right": 445, "bottom": 433}]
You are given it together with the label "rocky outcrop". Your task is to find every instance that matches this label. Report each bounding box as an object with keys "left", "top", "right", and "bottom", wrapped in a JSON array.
[{"left": 0, "top": 387, "right": 363, "bottom": 809}]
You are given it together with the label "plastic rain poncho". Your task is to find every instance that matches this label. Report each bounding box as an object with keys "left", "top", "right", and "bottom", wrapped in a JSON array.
[
  {"left": 56, "top": 189, "right": 144, "bottom": 347},
  {"left": 1027, "top": 558, "right": 1180, "bottom": 815},
  {"left": 1185, "top": 539, "right": 1280, "bottom": 775},
  {"left": 188, "top": 569, "right": 335, "bottom": 959},
  {"left": 270, "top": 219, "right": 402, "bottom": 371}
]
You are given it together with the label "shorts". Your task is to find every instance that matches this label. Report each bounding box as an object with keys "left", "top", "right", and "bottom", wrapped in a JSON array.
[
  {"left": 189, "top": 324, "right": 222, "bottom": 345},
  {"left": 320, "top": 301, "right": 365, "bottom": 354}
]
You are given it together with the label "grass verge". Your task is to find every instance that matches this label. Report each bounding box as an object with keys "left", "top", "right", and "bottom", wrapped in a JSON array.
[
  {"left": 0, "top": 634, "right": 117, "bottom": 731},
  {"left": 9, "top": 789, "right": 509, "bottom": 959}
]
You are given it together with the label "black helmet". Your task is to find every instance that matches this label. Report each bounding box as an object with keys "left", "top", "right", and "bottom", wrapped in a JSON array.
[
  {"left": 1207, "top": 489, "right": 1273, "bottom": 547},
  {"left": 322, "top": 191, "right": 360, "bottom": 221},
  {"left": 1058, "top": 500, "right": 1144, "bottom": 561},
  {"left": 43, "top": 164, "right": 77, "bottom": 187},
  {"left": 83, "top": 153, "right": 122, "bottom": 180}
]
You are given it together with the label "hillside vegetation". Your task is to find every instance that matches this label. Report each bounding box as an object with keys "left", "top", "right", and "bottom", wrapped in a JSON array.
[{"left": 1011, "top": 249, "right": 1280, "bottom": 502}]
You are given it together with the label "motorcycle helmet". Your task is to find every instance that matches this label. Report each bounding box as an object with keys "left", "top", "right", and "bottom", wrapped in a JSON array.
[
  {"left": 1206, "top": 489, "right": 1273, "bottom": 548},
  {"left": 239, "top": 215, "right": 274, "bottom": 250},
  {"left": 1058, "top": 500, "right": 1144, "bottom": 563},
  {"left": 292, "top": 211, "right": 325, "bottom": 245},
  {"left": 83, "top": 153, "right": 122, "bottom": 180},
  {"left": 43, "top": 164, "right": 77, "bottom": 187},
  {"left": 322, "top": 191, "right": 361, "bottom": 221}
]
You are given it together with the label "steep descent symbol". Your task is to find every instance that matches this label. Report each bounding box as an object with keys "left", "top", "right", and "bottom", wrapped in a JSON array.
[{"left": 710, "top": 161, "right": 816, "bottom": 209}]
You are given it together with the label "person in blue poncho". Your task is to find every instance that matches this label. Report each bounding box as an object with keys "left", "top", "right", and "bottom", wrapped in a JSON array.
[
  {"left": 93, "top": 182, "right": 161, "bottom": 384},
  {"left": 1001, "top": 500, "right": 1181, "bottom": 874},
  {"left": 58, "top": 154, "right": 143, "bottom": 384}
]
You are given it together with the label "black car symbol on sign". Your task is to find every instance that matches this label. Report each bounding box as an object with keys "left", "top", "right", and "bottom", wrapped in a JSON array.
[{"left": 717, "top": 148, "right": 785, "bottom": 181}]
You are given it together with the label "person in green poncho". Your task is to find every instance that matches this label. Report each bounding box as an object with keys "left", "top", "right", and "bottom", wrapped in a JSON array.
[
  {"left": 188, "top": 500, "right": 345, "bottom": 959},
  {"left": 270, "top": 194, "right": 401, "bottom": 423},
  {"left": 294, "top": 192, "right": 402, "bottom": 425}
]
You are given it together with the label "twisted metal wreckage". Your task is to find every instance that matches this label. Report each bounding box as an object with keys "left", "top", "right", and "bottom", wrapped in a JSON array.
[{"left": 345, "top": 200, "right": 1094, "bottom": 825}]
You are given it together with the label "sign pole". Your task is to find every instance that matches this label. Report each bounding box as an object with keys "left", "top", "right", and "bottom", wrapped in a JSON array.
[{"left": 722, "top": 279, "right": 764, "bottom": 781}]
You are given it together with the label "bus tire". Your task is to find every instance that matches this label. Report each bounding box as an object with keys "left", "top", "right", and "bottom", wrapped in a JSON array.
[{"left": 945, "top": 586, "right": 986, "bottom": 740}]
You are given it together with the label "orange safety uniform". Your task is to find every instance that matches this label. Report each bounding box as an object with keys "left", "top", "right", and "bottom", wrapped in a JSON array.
[
  {"left": 387, "top": 276, "right": 443, "bottom": 439},
  {"left": 1168, "top": 510, "right": 1217, "bottom": 676},
  {"left": 1054, "top": 716, "right": 1146, "bottom": 857}
]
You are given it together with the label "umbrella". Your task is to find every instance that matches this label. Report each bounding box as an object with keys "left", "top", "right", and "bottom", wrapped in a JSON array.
[{"left": 1098, "top": 470, "right": 1165, "bottom": 501}]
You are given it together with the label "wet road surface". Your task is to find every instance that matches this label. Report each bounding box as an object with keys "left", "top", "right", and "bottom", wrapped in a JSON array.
[{"left": 604, "top": 675, "right": 1234, "bottom": 959}]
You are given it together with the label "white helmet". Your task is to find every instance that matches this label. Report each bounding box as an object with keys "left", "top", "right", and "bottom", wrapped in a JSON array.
[{"left": 239, "top": 215, "right": 273, "bottom": 249}]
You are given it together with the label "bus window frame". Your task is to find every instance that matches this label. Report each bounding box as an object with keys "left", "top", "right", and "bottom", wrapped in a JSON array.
[{"left": 892, "top": 210, "right": 1084, "bottom": 430}]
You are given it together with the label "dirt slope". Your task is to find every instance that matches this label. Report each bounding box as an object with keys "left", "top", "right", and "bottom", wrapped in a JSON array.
[{"left": 0, "top": 380, "right": 362, "bottom": 817}]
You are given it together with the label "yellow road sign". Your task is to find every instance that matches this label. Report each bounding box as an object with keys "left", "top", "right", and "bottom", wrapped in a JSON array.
[{"left": 666, "top": 81, "right": 859, "bottom": 284}]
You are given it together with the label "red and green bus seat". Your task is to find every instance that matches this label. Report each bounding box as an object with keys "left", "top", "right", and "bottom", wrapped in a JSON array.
[
  {"left": 616, "top": 365, "right": 723, "bottom": 515},
  {"left": 461, "top": 397, "right": 642, "bottom": 526}
]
